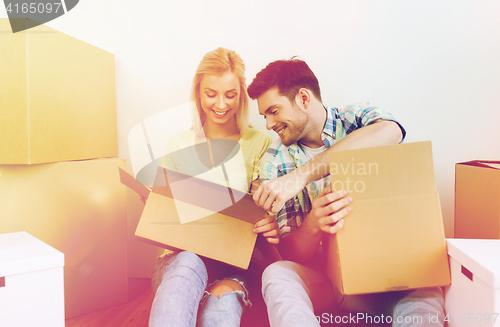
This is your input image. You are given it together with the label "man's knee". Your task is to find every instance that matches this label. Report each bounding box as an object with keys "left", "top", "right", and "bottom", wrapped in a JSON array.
[
  {"left": 262, "top": 260, "right": 302, "bottom": 291},
  {"left": 392, "top": 287, "right": 445, "bottom": 326}
]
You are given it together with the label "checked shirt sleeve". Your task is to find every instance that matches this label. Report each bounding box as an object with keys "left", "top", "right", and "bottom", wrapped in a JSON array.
[
  {"left": 259, "top": 144, "right": 307, "bottom": 239},
  {"left": 336, "top": 103, "right": 406, "bottom": 141}
]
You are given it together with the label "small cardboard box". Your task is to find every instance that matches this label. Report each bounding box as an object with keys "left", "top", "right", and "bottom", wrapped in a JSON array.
[
  {"left": 445, "top": 238, "right": 500, "bottom": 327},
  {"left": 135, "top": 167, "right": 265, "bottom": 269},
  {"left": 0, "top": 18, "right": 117, "bottom": 164},
  {"left": 0, "top": 159, "right": 127, "bottom": 318},
  {"left": 0, "top": 231, "right": 65, "bottom": 327},
  {"left": 455, "top": 161, "right": 500, "bottom": 239},
  {"left": 324, "top": 141, "right": 450, "bottom": 295}
]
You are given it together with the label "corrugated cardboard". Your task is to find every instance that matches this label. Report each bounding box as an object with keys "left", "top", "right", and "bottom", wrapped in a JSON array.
[
  {"left": 135, "top": 167, "right": 265, "bottom": 269},
  {"left": 0, "top": 18, "right": 117, "bottom": 164},
  {"left": 0, "top": 159, "right": 127, "bottom": 318},
  {"left": 119, "top": 166, "right": 151, "bottom": 200},
  {"left": 324, "top": 141, "right": 450, "bottom": 295},
  {"left": 455, "top": 160, "right": 500, "bottom": 239}
]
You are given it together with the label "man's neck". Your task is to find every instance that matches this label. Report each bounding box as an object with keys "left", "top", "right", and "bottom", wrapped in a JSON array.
[{"left": 298, "top": 102, "right": 327, "bottom": 148}]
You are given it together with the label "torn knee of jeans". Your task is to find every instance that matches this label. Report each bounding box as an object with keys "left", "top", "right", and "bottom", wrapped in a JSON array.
[
  {"left": 203, "top": 289, "right": 252, "bottom": 308},
  {"left": 205, "top": 280, "right": 252, "bottom": 307},
  {"left": 207, "top": 280, "right": 244, "bottom": 297}
]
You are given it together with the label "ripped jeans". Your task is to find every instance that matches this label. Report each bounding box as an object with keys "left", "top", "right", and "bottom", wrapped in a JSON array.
[{"left": 149, "top": 251, "right": 251, "bottom": 327}]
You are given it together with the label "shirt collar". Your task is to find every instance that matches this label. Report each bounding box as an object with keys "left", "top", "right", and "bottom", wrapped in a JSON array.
[{"left": 287, "top": 107, "right": 337, "bottom": 165}]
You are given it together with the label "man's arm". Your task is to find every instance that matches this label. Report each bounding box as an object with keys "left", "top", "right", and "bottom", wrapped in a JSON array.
[
  {"left": 278, "top": 186, "right": 352, "bottom": 263},
  {"left": 254, "top": 120, "right": 403, "bottom": 212}
]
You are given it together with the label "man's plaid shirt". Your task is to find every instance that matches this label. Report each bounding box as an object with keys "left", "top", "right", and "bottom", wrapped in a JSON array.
[{"left": 259, "top": 103, "right": 406, "bottom": 238}]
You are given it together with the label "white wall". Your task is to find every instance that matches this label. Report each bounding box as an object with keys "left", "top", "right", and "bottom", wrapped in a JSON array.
[{"left": 3, "top": 0, "right": 499, "bottom": 275}]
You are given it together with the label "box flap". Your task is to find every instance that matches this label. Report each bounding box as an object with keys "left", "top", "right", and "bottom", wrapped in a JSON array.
[
  {"left": 329, "top": 141, "right": 436, "bottom": 201},
  {"left": 456, "top": 160, "right": 500, "bottom": 170},
  {"left": 135, "top": 167, "right": 263, "bottom": 269},
  {"left": 0, "top": 231, "right": 64, "bottom": 276},
  {"left": 149, "top": 166, "right": 264, "bottom": 224},
  {"left": 446, "top": 238, "right": 500, "bottom": 289},
  {"left": 118, "top": 167, "right": 151, "bottom": 199},
  {"left": 482, "top": 163, "right": 500, "bottom": 170}
]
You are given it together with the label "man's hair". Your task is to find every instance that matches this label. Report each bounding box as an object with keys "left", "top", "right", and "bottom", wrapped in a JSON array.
[{"left": 248, "top": 58, "right": 322, "bottom": 103}]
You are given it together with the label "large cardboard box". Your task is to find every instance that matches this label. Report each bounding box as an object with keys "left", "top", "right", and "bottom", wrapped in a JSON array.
[
  {"left": 445, "top": 238, "right": 500, "bottom": 327},
  {"left": 455, "top": 161, "right": 500, "bottom": 239},
  {"left": 135, "top": 167, "right": 265, "bottom": 269},
  {"left": 0, "top": 18, "right": 117, "bottom": 164},
  {"left": 324, "top": 141, "right": 450, "bottom": 295},
  {"left": 0, "top": 159, "right": 127, "bottom": 318},
  {"left": 0, "top": 231, "right": 65, "bottom": 327}
]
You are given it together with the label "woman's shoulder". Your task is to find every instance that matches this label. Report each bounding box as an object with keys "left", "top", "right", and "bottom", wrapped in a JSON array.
[
  {"left": 240, "top": 127, "right": 273, "bottom": 155},
  {"left": 242, "top": 127, "right": 272, "bottom": 143}
]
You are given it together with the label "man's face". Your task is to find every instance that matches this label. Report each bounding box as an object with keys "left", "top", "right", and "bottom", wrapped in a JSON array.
[{"left": 257, "top": 87, "right": 308, "bottom": 146}]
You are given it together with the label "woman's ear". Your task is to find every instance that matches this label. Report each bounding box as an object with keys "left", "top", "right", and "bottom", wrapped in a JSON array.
[{"left": 295, "top": 88, "right": 311, "bottom": 110}]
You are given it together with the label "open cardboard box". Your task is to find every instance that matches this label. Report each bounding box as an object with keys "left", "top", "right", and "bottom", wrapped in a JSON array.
[
  {"left": 134, "top": 166, "right": 266, "bottom": 269},
  {"left": 455, "top": 160, "right": 500, "bottom": 239},
  {"left": 323, "top": 141, "right": 450, "bottom": 295},
  {"left": 0, "top": 19, "right": 117, "bottom": 164}
]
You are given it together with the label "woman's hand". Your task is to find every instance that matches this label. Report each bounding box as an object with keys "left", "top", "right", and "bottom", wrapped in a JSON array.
[{"left": 253, "top": 214, "right": 279, "bottom": 244}]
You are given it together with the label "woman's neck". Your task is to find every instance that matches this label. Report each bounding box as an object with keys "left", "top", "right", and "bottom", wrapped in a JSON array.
[{"left": 202, "top": 120, "right": 241, "bottom": 141}]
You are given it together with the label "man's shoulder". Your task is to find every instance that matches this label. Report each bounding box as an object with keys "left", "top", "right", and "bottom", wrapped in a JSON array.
[{"left": 263, "top": 138, "right": 287, "bottom": 157}]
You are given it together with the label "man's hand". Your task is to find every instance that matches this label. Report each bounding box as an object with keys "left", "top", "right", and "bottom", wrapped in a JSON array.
[
  {"left": 253, "top": 172, "right": 307, "bottom": 213},
  {"left": 307, "top": 184, "right": 352, "bottom": 234},
  {"left": 253, "top": 214, "right": 279, "bottom": 244},
  {"left": 253, "top": 120, "right": 402, "bottom": 213}
]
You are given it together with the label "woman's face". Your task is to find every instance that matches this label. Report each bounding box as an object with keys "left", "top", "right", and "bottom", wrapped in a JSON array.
[{"left": 199, "top": 72, "right": 240, "bottom": 128}]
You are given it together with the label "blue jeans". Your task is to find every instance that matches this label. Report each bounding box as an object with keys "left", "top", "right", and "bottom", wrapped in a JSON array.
[
  {"left": 262, "top": 260, "right": 445, "bottom": 327},
  {"left": 149, "top": 251, "right": 250, "bottom": 327}
]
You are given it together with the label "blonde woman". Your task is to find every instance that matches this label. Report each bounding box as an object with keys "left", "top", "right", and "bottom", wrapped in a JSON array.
[{"left": 149, "top": 48, "right": 277, "bottom": 327}]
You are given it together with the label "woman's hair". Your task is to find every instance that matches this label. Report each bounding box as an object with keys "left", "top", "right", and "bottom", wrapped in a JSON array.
[{"left": 191, "top": 47, "right": 249, "bottom": 137}]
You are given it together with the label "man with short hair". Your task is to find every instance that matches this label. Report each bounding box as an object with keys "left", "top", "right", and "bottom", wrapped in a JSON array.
[{"left": 248, "top": 58, "right": 445, "bottom": 326}]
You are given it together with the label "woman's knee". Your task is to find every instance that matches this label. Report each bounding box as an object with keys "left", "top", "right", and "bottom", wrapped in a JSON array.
[
  {"left": 207, "top": 279, "right": 246, "bottom": 298},
  {"left": 156, "top": 251, "right": 208, "bottom": 284}
]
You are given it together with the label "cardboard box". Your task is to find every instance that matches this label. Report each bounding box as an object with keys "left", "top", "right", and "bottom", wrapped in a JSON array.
[
  {"left": 0, "top": 159, "right": 127, "bottom": 318},
  {"left": 324, "top": 141, "right": 450, "bottom": 295},
  {"left": 445, "top": 238, "right": 500, "bottom": 327},
  {"left": 0, "top": 231, "right": 65, "bottom": 327},
  {"left": 455, "top": 161, "right": 500, "bottom": 239},
  {"left": 135, "top": 167, "right": 265, "bottom": 269},
  {"left": 0, "top": 18, "right": 117, "bottom": 164}
]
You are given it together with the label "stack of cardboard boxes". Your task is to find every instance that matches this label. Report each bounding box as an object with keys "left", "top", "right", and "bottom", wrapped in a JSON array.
[{"left": 0, "top": 19, "right": 128, "bottom": 319}]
